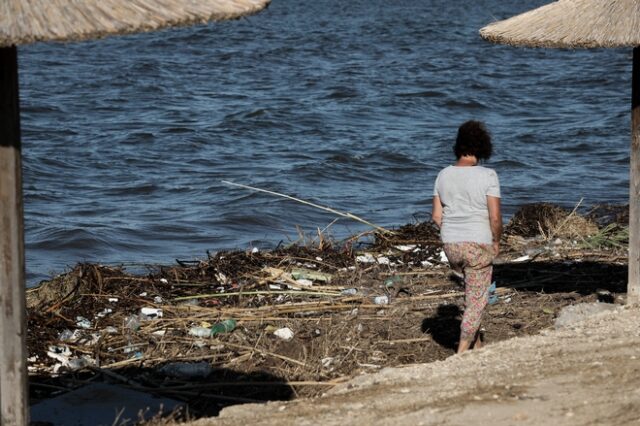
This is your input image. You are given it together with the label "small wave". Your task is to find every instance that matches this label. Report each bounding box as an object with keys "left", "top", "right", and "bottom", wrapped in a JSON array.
[
  {"left": 325, "top": 87, "right": 359, "bottom": 99},
  {"left": 443, "top": 99, "right": 487, "bottom": 109},
  {"left": 160, "top": 127, "right": 196, "bottom": 134},
  {"left": 396, "top": 90, "right": 444, "bottom": 98}
]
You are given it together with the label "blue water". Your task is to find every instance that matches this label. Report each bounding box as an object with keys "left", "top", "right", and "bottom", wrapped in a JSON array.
[{"left": 18, "top": 0, "right": 631, "bottom": 284}]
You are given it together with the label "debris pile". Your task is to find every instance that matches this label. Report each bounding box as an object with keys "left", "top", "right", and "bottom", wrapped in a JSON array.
[{"left": 27, "top": 204, "right": 629, "bottom": 419}]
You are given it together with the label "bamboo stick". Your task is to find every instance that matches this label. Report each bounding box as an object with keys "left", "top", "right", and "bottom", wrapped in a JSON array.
[{"left": 222, "top": 180, "right": 395, "bottom": 235}]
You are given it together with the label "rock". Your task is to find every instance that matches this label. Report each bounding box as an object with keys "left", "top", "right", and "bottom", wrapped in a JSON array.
[{"left": 554, "top": 303, "right": 618, "bottom": 329}]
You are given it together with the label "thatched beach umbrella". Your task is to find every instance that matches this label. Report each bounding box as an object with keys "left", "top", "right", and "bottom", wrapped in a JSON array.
[
  {"left": 479, "top": 0, "right": 640, "bottom": 304},
  {"left": 0, "top": 0, "right": 269, "bottom": 423}
]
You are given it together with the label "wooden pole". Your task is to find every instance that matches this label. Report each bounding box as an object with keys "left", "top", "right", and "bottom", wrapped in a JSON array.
[
  {"left": 0, "top": 46, "right": 28, "bottom": 425},
  {"left": 630, "top": 47, "right": 640, "bottom": 305}
]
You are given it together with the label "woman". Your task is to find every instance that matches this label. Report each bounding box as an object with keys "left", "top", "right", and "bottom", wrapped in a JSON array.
[{"left": 431, "top": 120, "right": 502, "bottom": 354}]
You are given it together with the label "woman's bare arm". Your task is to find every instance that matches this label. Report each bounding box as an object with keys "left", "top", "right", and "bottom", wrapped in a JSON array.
[
  {"left": 487, "top": 195, "right": 502, "bottom": 254},
  {"left": 432, "top": 196, "right": 443, "bottom": 228}
]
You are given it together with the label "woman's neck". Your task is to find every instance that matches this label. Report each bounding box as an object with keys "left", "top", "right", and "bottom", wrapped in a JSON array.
[{"left": 455, "top": 155, "right": 478, "bottom": 167}]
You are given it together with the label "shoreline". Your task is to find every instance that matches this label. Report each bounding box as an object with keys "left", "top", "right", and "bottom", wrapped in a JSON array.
[{"left": 27, "top": 202, "right": 630, "bottom": 424}]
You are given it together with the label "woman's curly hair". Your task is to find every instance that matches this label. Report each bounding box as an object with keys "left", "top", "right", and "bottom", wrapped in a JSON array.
[{"left": 453, "top": 120, "right": 492, "bottom": 160}]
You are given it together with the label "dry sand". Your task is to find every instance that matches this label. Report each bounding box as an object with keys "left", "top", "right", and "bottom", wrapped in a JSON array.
[{"left": 191, "top": 305, "right": 640, "bottom": 426}]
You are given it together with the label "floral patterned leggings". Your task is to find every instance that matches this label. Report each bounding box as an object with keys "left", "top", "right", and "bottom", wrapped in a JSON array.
[{"left": 443, "top": 242, "right": 495, "bottom": 342}]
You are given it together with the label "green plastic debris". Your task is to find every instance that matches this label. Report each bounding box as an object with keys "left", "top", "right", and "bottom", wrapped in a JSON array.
[{"left": 210, "top": 319, "right": 237, "bottom": 336}]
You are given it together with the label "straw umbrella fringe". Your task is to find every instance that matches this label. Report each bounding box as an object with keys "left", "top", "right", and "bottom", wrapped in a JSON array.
[
  {"left": 479, "top": 0, "right": 640, "bottom": 304},
  {"left": 480, "top": 0, "right": 640, "bottom": 48},
  {"left": 0, "top": 0, "right": 270, "bottom": 46}
]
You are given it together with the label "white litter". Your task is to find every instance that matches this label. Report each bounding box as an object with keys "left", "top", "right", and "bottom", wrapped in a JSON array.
[
  {"left": 251, "top": 247, "right": 259, "bottom": 254},
  {"left": 438, "top": 250, "right": 449, "bottom": 263},
  {"left": 394, "top": 245, "right": 416, "bottom": 252},
  {"left": 321, "top": 357, "right": 334, "bottom": 368},
  {"left": 356, "top": 253, "right": 376, "bottom": 263},
  {"left": 76, "top": 316, "right": 92, "bottom": 329},
  {"left": 96, "top": 308, "right": 113, "bottom": 318},
  {"left": 273, "top": 327, "right": 294, "bottom": 341},
  {"left": 512, "top": 255, "right": 531, "bottom": 262},
  {"left": 159, "top": 278, "right": 169, "bottom": 284},
  {"left": 140, "top": 307, "right": 163, "bottom": 319},
  {"left": 295, "top": 279, "right": 313, "bottom": 287}
]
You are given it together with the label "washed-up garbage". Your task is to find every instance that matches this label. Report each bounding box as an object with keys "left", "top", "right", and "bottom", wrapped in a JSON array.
[
  {"left": 438, "top": 250, "right": 449, "bottom": 263},
  {"left": 190, "top": 319, "right": 237, "bottom": 337},
  {"left": 140, "top": 307, "right": 163, "bottom": 319},
  {"left": 76, "top": 316, "right": 92, "bottom": 329},
  {"left": 96, "top": 308, "right": 113, "bottom": 318},
  {"left": 356, "top": 253, "right": 376, "bottom": 263},
  {"left": 273, "top": 327, "right": 294, "bottom": 341},
  {"left": 294, "top": 278, "right": 313, "bottom": 287},
  {"left": 394, "top": 245, "right": 417, "bottom": 252},
  {"left": 58, "top": 329, "right": 78, "bottom": 342},
  {"left": 291, "top": 268, "right": 332, "bottom": 283},
  {"left": 124, "top": 315, "right": 141, "bottom": 331},
  {"left": 488, "top": 281, "right": 498, "bottom": 305},
  {"left": 373, "top": 295, "right": 389, "bottom": 305},
  {"left": 512, "top": 255, "right": 531, "bottom": 262},
  {"left": 211, "top": 319, "right": 237, "bottom": 336},
  {"left": 341, "top": 288, "right": 358, "bottom": 296},
  {"left": 189, "top": 327, "right": 212, "bottom": 338},
  {"left": 67, "top": 356, "right": 95, "bottom": 371},
  {"left": 321, "top": 357, "right": 334, "bottom": 369},
  {"left": 159, "top": 361, "right": 212, "bottom": 378},
  {"left": 356, "top": 253, "right": 391, "bottom": 265},
  {"left": 384, "top": 276, "right": 401, "bottom": 288},
  {"left": 47, "top": 345, "right": 71, "bottom": 365}
]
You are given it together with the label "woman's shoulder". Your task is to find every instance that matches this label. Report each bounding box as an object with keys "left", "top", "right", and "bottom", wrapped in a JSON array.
[{"left": 476, "top": 165, "right": 498, "bottom": 176}]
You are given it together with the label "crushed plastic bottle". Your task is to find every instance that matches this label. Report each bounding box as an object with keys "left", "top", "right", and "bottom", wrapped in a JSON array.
[
  {"left": 373, "top": 295, "right": 389, "bottom": 305},
  {"left": 210, "top": 319, "right": 237, "bottom": 336},
  {"left": 124, "top": 315, "right": 141, "bottom": 331},
  {"left": 189, "top": 326, "right": 213, "bottom": 337}
]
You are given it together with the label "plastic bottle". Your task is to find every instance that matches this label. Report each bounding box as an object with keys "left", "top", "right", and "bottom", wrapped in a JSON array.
[
  {"left": 373, "top": 295, "right": 389, "bottom": 305},
  {"left": 124, "top": 315, "right": 140, "bottom": 331},
  {"left": 210, "top": 319, "right": 237, "bottom": 336},
  {"left": 189, "top": 326, "right": 213, "bottom": 337}
]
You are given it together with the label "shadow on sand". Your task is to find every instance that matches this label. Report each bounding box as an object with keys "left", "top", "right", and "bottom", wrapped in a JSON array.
[{"left": 30, "top": 366, "right": 294, "bottom": 424}]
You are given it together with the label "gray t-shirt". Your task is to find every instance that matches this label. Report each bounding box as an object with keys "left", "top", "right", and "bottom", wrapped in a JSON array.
[{"left": 433, "top": 165, "right": 501, "bottom": 244}]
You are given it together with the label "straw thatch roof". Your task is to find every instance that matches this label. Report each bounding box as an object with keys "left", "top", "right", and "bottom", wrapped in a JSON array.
[
  {"left": 0, "top": 0, "right": 270, "bottom": 47},
  {"left": 480, "top": 0, "right": 640, "bottom": 48}
]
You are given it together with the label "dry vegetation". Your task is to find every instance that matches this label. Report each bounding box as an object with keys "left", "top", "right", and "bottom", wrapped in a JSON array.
[{"left": 27, "top": 203, "right": 629, "bottom": 422}]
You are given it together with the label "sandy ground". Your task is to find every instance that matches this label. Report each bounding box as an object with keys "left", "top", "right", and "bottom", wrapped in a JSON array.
[{"left": 191, "top": 305, "right": 640, "bottom": 426}]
